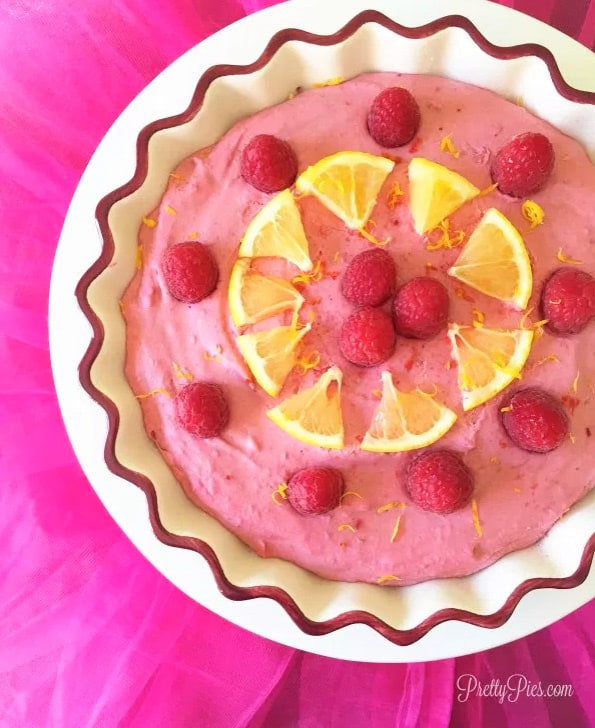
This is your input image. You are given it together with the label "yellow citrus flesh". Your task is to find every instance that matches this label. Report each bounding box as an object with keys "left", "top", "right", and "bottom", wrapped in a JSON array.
[
  {"left": 267, "top": 366, "right": 344, "bottom": 449},
  {"left": 408, "top": 158, "right": 480, "bottom": 234},
  {"left": 448, "top": 207, "right": 533, "bottom": 310},
  {"left": 228, "top": 259, "right": 304, "bottom": 327},
  {"left": 238, "top": 189, "right": 312, "bottom": 272},
  {"left": 361, "top": 371, "right": 457, "bottom": 452},
  {"left": 448, "top": 324, "right": 534, "bottom": 411},
  {"left": 237, "top": 323, "right": 311, "bottom": 397},
  {"left": 295, "top": 151, "right": 394, "bottom": 230}
]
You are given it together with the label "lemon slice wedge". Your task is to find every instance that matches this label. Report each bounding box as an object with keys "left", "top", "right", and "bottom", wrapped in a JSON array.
[
  {"left": 408, "top": 158, "right": 480, "bottom": 234},
  {"left": 295, "top": 151, "right": 394, "bottom": 230},
  {"left": 237, "top": 323, "right": 311, "bottom": 397},
  {"left": 361, "top": 372, "right": 457, "bottom": 452},
  {"left": 228, "top": 259, "right": 304, "bottom": 327},
  {"left": 448, "top": 324, "right": 534, "bottom": 411},
  {"left": 267, "top": 366, "right": 344, "bottom": 449},
  {"left": 238, "top": 189, "right": 312, "bottom": 272},
  {"left": 448, "top": 207, "right": 533, "bottom": 310}
]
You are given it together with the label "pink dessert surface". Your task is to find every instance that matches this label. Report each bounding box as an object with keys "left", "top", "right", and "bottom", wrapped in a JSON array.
[{"left": 122, "top": 72, "right": 595, "bottom": 585}]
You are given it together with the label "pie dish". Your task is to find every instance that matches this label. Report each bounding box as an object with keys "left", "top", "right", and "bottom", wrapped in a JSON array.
[{"left": 74, "top": 7, "right": 595, "bottom": 646}]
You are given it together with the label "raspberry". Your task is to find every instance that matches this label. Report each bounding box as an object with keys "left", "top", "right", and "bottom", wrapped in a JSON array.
[
  {"left": 491, "top": 132, "right": 555, "bottom": 197},
  {"left": 540, "top": 267, "right": 595, "bottom": 335},
  {"left": 406, "top": 450, "right": 474, "bottom": 514},
  {"left": 286, "top": 466, "right": 345, "bottom": 515},
  {"left": 175, "top": 382, "right": 230, "bottom": 438},
  {"left": 341, "top": 249, "right": 396, "bottom": 306},
  {"left": 367, "top": 87, "right": 421, "bottom": 147},
  {"left": 240, "top": 134, "right": 298, "bottom": 192},
  {"left": 393, "top": 277, "right": 449, "bottom": 339},
  {"left": 339, "top": 307, "right": 396, "bottom": 367},
  {"left": 500, "top": 388, "right": 569, "bottom": 453},
  {"left": 162, "top": 242, "right": 218, "bottom": 303}
]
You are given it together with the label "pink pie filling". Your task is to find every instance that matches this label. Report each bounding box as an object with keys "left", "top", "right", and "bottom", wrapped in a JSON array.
[{"left": 122, "top": 73, "right": 595, "bottom": 585}]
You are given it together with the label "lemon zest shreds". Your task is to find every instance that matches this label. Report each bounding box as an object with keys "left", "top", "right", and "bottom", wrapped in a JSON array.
[
  {"left": 136, "top": 388, "right": 170, "bottom": 400},
  {"left": 340, "top": 491, "right": 363, "bottom": 503},
  {"left": 313, "top": 77, "right": 345, "bottom": 87},
  {"left": 377, "top": 501, "right": 407, "bottom": 514},
  {"left": 478, "top": 182, "right": 499, "bottom": 198},
  {"left": 530, "top": 354, "right": 560, "bottom": 371},
  {"left": 164, "top": 205, "right": 177, "bottom": 216},
  {"left": 377, "top": 575, "right": 402, "bottom": 584},
  {"left": 572, "top": 371, "right": 580, "bottom": 393},
  {"left": 296, "top": 350, "right": 321, "bottom": 374},
  {"left": 440, "top": 135, "right": 460, "bottom": 158},
  {"left": 203, "top": 350, "right": 222, "bottom": 363},
  {"left": 118, "top": 300, "right": 125, "bottom": 315},
  {"left": 519, "top": 306, "right": 535, "bottom": 330},
  {"left": 472, "top": 308, "right": 485, "bottom": 328},
  {"left": 569, "top": 432, "right": 576, "bottom": 444},
  {"left": 333, "top": 251, "right": 340, "bottom": 262},
  {"left": 292, "top": 259, "right": 324, "bottom": 286},
  {"left": 272, "top": 482, "right": 289, "bottom": 505},
  {"left": 521, "top": 200, "right": 545, "bottom": 229},
  {"left": 390, "top": 515, "right": 402, "bottom": 543},
  {"left": 425, "top": 263, "right": 436, "bottom": 274},
  {"left": 337, "top": 524, "right": 357, "bottom": 533},
  {"left": 490, "top": 456, "right": 500, "bottom": 464},
  {"left": 515, "top": 95, "right": 524, "bottom": 107},
  {"left": 358, "top": 225, "right": 389, "bottom": 246},
  {"left": 387, "top": 181, "right": 405, "bottom": 209},
  {"left": 425, "top": 219, "right": 465, "bottom": 251},
  {"left": 169, "top": 172, "right": 185, "bottom": 181},
  {"left": 514, "top": 487, "right": 522, "bottom": 494},
  {"left": 372, "top": 389, "right": 382, "bottom": 399},
  {"left": 142, "top": 216, "right": 157, "bottom": 228},
  {"left": 557, "top": 248, "right": 583, "bottom": 265},
  {"left": 187, "top": 231, "right": 200, "bottom": 240},
  {"left": 136, "top": 244, "right": 143, "bottom": 270},
  {"left": 173, "top": 362, "right": 194, "bottom": 381},
  {"left": 500, "top": 405, "right": 513, "bottom": 413},
  {"left": 471, "top": 499, "right": 483, "bottom": 537}
]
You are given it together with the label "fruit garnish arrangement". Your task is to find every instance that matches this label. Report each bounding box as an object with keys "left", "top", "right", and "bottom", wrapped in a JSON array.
[{"left": 156, "top": 84, "right": 595, "bottom": 533}]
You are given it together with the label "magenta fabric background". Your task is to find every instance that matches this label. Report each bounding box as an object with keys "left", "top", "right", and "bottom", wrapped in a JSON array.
[{"left": 1, "top": 0, "right": 595, "bottom": 725}]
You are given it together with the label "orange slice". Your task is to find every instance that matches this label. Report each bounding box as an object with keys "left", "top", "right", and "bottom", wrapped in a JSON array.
[
  {"left": 448, "top": 207, "right": 533, "bottom": 310},
  {"left": 448, "top": 324, "right": 534, "bottom": 411},
  {"left": 295, "top": 151, "right": 394, "bottom": 230},
  {"left": 361, "top": 372, "right": 457, "bottom": 452},
  {"left": 267, "top": 366, "right": 344, "bottom": 449},
  {"left": 238, "top": 189, "right": 312, "bottom": 271},
  {"left": 228, "top": 259, "right": 304, "bottom": 327},
  {"left": 237, "top": 323, "right": 311, "bottom": 397},
  {"left": 408, "top": 158, "right": 480, "bottom": 234}
]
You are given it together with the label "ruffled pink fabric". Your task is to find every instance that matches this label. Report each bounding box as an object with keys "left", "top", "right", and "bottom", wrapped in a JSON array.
[{"left": 1, "top": 1, "right": 594, "bottom": 725}]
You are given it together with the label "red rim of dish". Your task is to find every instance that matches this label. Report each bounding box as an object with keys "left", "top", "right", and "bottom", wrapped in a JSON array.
[{"left": 76, "top": 9, "right": 595, "bottom": 647}]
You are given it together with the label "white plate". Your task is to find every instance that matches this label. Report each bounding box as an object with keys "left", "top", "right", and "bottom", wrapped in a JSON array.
[{"left": 50, "top": 0, "right": 595, "bottom": 662}]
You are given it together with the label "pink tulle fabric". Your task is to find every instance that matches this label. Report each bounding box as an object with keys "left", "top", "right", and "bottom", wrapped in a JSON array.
[{"left": 1, "top": 1, "right": 594, "bottom": 725}]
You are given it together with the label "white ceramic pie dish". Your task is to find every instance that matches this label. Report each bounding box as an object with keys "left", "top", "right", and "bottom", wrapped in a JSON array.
[{"left": 71, "top": 2, "right": 595, "bottom": 648}]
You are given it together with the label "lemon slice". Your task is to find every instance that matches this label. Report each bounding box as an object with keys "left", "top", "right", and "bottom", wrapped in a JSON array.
[
  {"left": 448, "top": 324, "right": 534, "bottom": 411},
  {"left": 238, "top": 189, "right": 312, "bottom": 272},
  {"left": 295, "top": 151, "right": 394, "bottom": 229},
  {"left": 408, "top": 158, "right": 480, "bottom": 234},
  {"left": 228, "top": 259, "right": 304, "bottom": 327},
  {"left": 267, "top": 366, "right": 344, "bottom": 449},
  {"left": 237, "top": 323, "right": 311, "bottom": 397},
  {"left": 448, "top": 207, "right": 533, "bottom": 310},
  {"left": 361, "top": 372, "right": 457, "bottom": 452}
]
